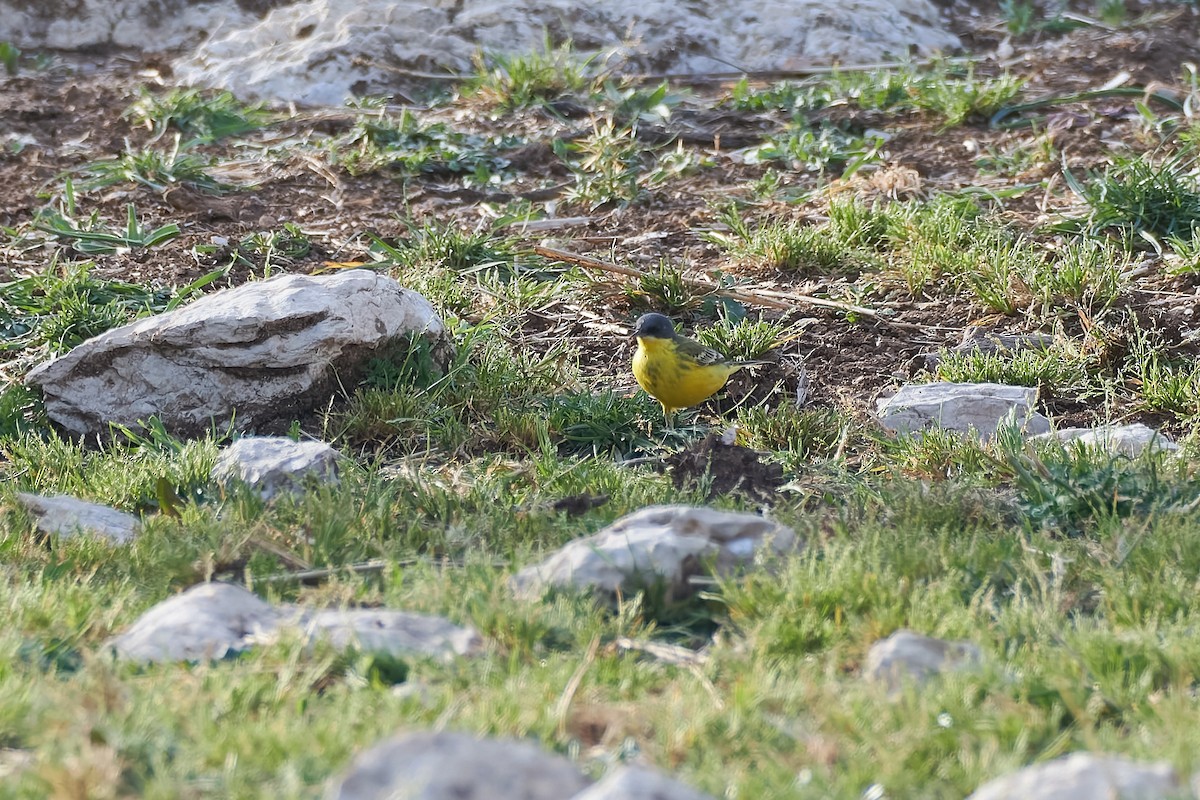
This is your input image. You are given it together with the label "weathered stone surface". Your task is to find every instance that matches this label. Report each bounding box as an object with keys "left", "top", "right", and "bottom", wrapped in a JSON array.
[
  {"left": 1033, "top": 423, "right": 1178, "bottom": 458},
  {"left": 26, "top": 271, "right": 446, "bottom": 440},
  {"left": 864, "top": 629, "right": 982, "bottom": 690},
  {"left": 212, "top": 436, "right": 340, "bottom": 499},
  {"left": 172, "top": 0, "right": 958, "bottom": 105},
  {"left": 108, "top": 583, "right": 282, "bottom": 663},
  {"left": 510, "top": 505, "right": 797, "bottom": 603},
  {"left": 573, "top": 766, "right": 715, "bottom": 800},
  {"left": 292, "top": 608, "right": 484, "bottom": 661},
  {"left": 329, "top": 731, "right": 592, "bottom": 800},
  {"left": 0, "top": 0, "right": 267, "bottom": 50},
  {"left": 876, "top": 382, "right": 1051, "bottom": 439},
  {"left": 967, "top": 752, "right": 1181, "bottom": 800},
  {"left": 15, "top": 493, "right": 140, "bottom": 544},
  {"left": 108, "top": 583, "right": 483, "bottom": 664}
]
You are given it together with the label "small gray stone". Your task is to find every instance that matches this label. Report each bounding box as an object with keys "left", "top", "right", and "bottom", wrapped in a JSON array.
[
  {"left": 876, "top": 382, "right": 1051, "bottom": 439},
  {"left": 510, "top": 505, "right": 797, "bottom": 603},
  {"left": 291, "top": 608, "right": 484, "bottom": 661},
  {"left": 328, "top": 731, "right": 591, "bottom": 800},
  {"left": 107, "top": 583, "right": 282, "bottom": 663},
  {"left": 15, "top": 493, "right": 140, "bottom": 544},
  {"left": 967, "top": 752, "right": 1181, "bottom": 800},
  {"left": 1033, "top": 423, "right": 1178, "bottom": 458},
  {"left": 864, "top": 629, "right": 982, "bottom": 691},
  {"left": 571, "top": 766, "right": 715, "bottom": 800},
  {"left": 108, "top": 583, "right": 485, "bottom": 664},
  {"left": 212, "top": 436, "right": 340, "bottom": 499}
]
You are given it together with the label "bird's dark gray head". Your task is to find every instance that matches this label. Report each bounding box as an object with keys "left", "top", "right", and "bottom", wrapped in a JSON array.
[{"left": 632, "top": 313, "right": 676, "bottom": 339}]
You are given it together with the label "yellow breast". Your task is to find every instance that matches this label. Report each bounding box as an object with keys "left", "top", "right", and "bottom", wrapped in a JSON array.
[{"left": 633, "top": 337, "right": 740, "bottom": 413}]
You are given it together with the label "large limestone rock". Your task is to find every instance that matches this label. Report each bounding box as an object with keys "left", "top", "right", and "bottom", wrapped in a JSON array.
[
  {"left": 510, "top": 505, "right": 797, "bottom": 604},
  {"left": 170, "top": 0, "right": 958, "bottom": 105},
  {"left": 14, "top": 493, "right": 141, "bottom": 544},
  {"left": 0, "top": 0, "right": 268, "bottom": 50},
  {"left": 26, "top": 271, "right": 447, "bottom": 440},
  {"left": 876, "top": 382, "right": 1052, "bottom": 439},
  {"left": 967, "top": 752, "right": 1182, "bottom": 800},
  {"left": 329, "top": 731, "right": 592, "bottom": 800},
  {"left": 108, "top": 583, "right": 483, "bottom": 664}
]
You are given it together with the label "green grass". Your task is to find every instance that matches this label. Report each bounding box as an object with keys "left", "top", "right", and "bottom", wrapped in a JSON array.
[
  {"left": 10, "top": 40, "right": 1200, "bottom": 800},
  {"left": 1059, "top": 153, "right": 1200, "bottom": 243},
  {"left": 124, "top": 87, "right": 270, "bottom": 144},
  {"left": 467, "top": 36, "right": 596, "bottom": 111},
  {"left": 727, "top": 63, "right": 1024, "bottom": 128},
  {"left": 328, "top": 100, "right": 522, "bottom": 179}
]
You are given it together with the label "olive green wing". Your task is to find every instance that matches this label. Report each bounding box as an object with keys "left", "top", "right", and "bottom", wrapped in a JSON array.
[{"left": 673, "top": 336, "right": 732, "bottom": 366}]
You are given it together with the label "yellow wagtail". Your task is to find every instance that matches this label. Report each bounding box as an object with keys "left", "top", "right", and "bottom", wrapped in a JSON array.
[{"left": 631, "top": 312, "right": 761, "bottom": 424}]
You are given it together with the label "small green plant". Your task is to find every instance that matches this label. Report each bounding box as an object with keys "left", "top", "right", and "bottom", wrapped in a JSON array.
[
  {"left": 330, "top": 99, "right": 521, "bottom": 178},
  {"left": 548, "top": 390, "right": 663, "bottom": 458},
  {"left": 80, "top": 139, "right": 225, "bottom": 192},
  {"left": 709, "top": 206, "right": 847, "bottom": 274},
  {"left": 727, "top": 64, "right": 1022, "bottom": 129},
  {"left": 198, "top": 223, "right": 312, "bottom": 276},
  {"left": 1000, "top": 0, "right": 1038, "bottom": 36},
  {"left": 0, "top": 383, "right": 46, "bottom": 439},
  {"left": 598, "top": 80, "right": 686, "bottom": 126},
  {"left": 124, "top": 87, "right": 269, "bottom": 144},
  {"left": 1059, "top": 153, "right": 1200, "bottom": 242},
  {"left": 693, "top": 318, "right": 790, "bottom": 361},
  {"left": 745, "top": 121, "right": 884, "bottom": 177},
  {"left": 556, "top": 118, "right": 648, "bottom": 207},
  {"left": 1096, "top": 0, "right": 1127, "bottom": 26},
  {"left": 826, "top": 197, "right": 895, "bottom": 250},
  {"left": 35, "top": 200, "right": 181, "bottom": 256},
  {"left": 975, "top": 132, "right": 1058, "bottom": 176},
  {"left": 1003, "top": 437, "right": 1193, "bottom": 535},
  {"left": 912, "top": 66, "right": 1025, "bottom": 129},
  {"left": 371, "top": 220, "right": 514, "bottom": 275},
  {"left": 736, "top": 404, "right": 848, "bottom": 463},
  {"left": 623, "top": 260, "right": 705, "bottom": 315},
  {"left": 468, "top": 35, "right": 595, "bottom": 111},
  {"left": 0, "top": 261, "right": 174, "bottom": 356},
  {"left": 934, "top": 343, "right": 1099, "bottom": 396},
  {"left": 0, "top": 40, "right": 19, "bottom": 76}
]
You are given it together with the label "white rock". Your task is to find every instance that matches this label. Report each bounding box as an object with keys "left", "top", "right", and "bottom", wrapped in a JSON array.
[
  {"left": 967, "top": 752, "right": 1182, "bottom": 800},
  {"left": 108, "top": 582, "right": 485, "bottom": 664},
  {"left": 329, "top": 731, "right": 592, "bottom": 800},
  {"left": 15, "top": 493, "right": 140, "bottom": 544},
  {"left": 212, "top": 436, "right": 341, "bottom": 500},
  {"left": 0, "top": 0, "right": 256, "bottom": 50},
  {"left": 572, "top": 766, "right": 715, "bottom": 800},
  {"left": 291, "top": 608, "right": 484, "bottom": 661},
  {"left": 876, "top": 382, "right": 1052, "bottom": 439},
  {"left": 172, "top": 0, "right": 958, "bottom": 105},
  {"left": 864, "top": 629, "right": 982, "bottom": 690},
  {"left": 510, "top": 505, "right": 797, "bottom": 603},
  {"left": 108, "top": 583, "right": 282, "bottom": 663},
  {"left": 1034, "top": 423, "right": 1178, "bottom": 458},
  {"left": 27, "top": 271, "right": 446, "bottom": 440}
]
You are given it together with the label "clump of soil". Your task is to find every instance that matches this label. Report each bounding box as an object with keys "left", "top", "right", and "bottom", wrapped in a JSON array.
[{"left": 666, "top": 431, "right": 784, "bottom": 502}]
